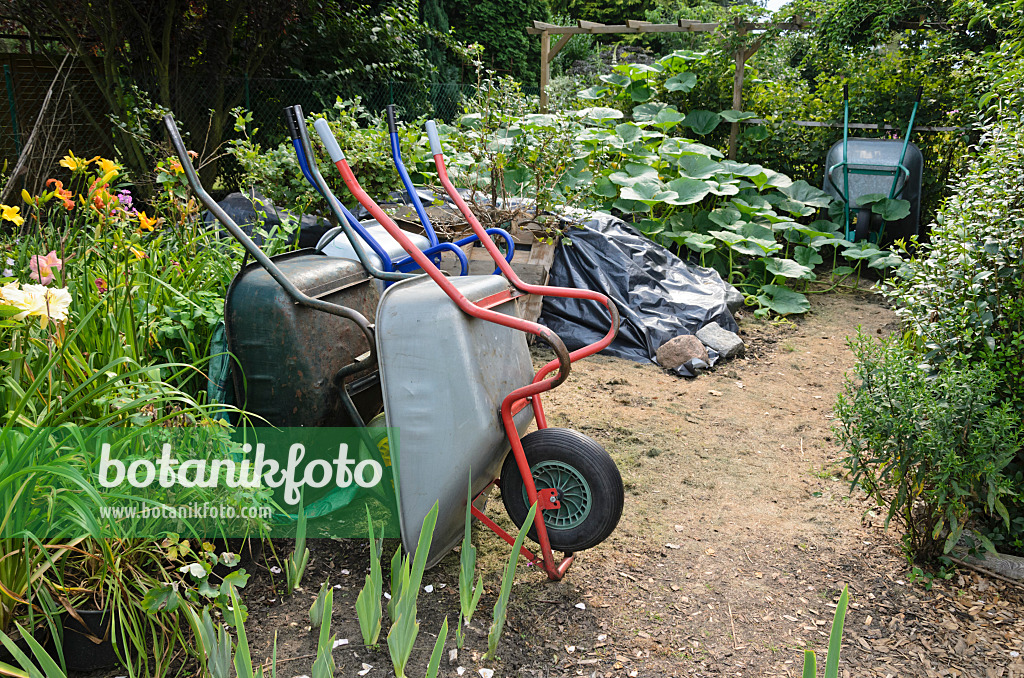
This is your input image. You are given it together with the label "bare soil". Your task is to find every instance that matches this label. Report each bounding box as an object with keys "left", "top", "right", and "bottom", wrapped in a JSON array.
[{"left": 196, "top": 290, "right": 1024, "bottom": 678}]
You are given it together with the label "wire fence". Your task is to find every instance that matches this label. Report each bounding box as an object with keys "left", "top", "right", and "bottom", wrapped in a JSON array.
[{"left": 1, "top": 54, "right": 538, "bottom": 197}]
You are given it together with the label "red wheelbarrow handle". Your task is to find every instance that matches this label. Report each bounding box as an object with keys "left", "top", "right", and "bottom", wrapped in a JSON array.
[
  {"left": 313, "top": 117, "right": 575, "bottom": 387},
  {"left": 423, "top": 120, "right": 621, "bottom": 385}
]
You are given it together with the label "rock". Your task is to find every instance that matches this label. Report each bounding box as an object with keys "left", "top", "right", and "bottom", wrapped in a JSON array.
[
  {"left": 656, "top": 335, "right": 709, "bottom": 370},
  {"left": 696, "top": 321, "right": 745, "bottom": 359}
]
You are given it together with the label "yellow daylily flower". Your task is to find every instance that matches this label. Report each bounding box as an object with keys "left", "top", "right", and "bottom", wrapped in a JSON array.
[
  {"left": 96, "top": 158, "right": 120, "bottom": 176},
  {"left": 1, "top": 205, "right": 25, "bottom": 227},
  {"left": 136, "top": 211, "right": 159, "bottom": 233},
  {"left": 59, "top": 151, "right": 90, "bottom": 173}
]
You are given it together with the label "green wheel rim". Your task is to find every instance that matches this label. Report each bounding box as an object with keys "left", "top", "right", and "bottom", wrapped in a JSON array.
[{"left": 524, "top": 460, "right": 592, "bottom": 529}]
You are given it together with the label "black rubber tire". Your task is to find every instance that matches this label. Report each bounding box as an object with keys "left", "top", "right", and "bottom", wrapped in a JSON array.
[
  {"left": 855, "top": 207, "right": 871, "bottom": 242},
  {"left": 500, "top": 428, "right": 624, "bottom": 553}
]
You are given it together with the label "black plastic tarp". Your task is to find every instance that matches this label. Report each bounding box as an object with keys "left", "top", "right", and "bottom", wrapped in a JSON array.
[{"left": 539, "top": 215, "right": 742, "bottom": 376}]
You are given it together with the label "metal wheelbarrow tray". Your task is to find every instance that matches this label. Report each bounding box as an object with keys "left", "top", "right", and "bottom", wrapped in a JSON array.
[{"left": 377, "top": 274, "right": 535, "bottom": 567}]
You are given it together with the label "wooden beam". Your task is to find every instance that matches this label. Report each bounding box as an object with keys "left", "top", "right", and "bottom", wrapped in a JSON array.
[
  {"left": 540, "top": 31, "right": 550, "bottom": 113},
  {"left": 529, "top": 18, "right": 808, "bottom": 35},
  {"left": 548, "top": 33, "right": 573, "bottom": 63},
  {"left": 678, "top": 19, "right": 720, "bottom": 31},
  {"left": 729, "top": 22, "right": 747, "bottom": 160},
  {"left": 528, "top": 26, "right": 587, "bottom": 35},
  {"left": 741, "top": 118, "right": 962, "bottom": 132}
]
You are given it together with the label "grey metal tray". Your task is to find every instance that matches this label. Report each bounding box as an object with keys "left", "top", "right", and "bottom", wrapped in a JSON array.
[{"left": 376, "top": 274, "right": 535, "bottom": 567}]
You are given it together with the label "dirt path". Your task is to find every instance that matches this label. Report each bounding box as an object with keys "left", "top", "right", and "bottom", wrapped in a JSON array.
[{"left": 237, "top": 290, "right": 1024, "bottom": 678}]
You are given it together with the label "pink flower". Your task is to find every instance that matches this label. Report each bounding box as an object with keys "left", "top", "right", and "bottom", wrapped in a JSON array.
[
  {"left": 94, "top": 277, "right": 108, "bottom": 294},
  {"left": 29, "top": 251, "right": 63, "bottom": 286}
]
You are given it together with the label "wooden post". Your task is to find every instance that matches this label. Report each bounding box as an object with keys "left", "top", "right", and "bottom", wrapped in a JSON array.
[
  {"left": 540, "top": 31, "right": 550, "bottom": 113},
  {"left": 729, "top": 23, "right": 747, "bottom": 160}
]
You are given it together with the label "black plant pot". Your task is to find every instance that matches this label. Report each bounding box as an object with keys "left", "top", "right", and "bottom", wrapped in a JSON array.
[{"left": 60, "top": 610, "right": 118, "bottom": 671}]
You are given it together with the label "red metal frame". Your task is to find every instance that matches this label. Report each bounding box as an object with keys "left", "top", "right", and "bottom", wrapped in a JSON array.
[{"left": 326, "top": 140, "right": 619, "bottom": 581}]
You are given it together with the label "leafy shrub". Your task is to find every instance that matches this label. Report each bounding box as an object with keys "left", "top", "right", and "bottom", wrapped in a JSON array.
[
  {"left": 228, "top": 99, "right": 410, "bottom": 217},
  {"left": 872, "top": 114, "right": 1024, "bottom": 555},
  {"left": 835, "top": 333, "right": 1023, "bottom": 559},
  {"left": 883, "top": 116, "right": 1024, "bottom": 409}
]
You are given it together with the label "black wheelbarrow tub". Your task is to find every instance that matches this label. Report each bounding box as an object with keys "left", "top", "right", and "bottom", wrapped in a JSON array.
[
  {"left": 823, "top": 138, "right": 924, "bottom": 242},
  {"left": 224, "top": 249, "right": 382, "bottom": 427}
]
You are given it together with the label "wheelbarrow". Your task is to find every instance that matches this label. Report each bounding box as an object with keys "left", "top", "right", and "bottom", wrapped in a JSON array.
[
  {"left": 282, "top": 105, "right": 466, "bottom": 281},
  {"left": 284, "top": 105, "right": 516, "bottom": 279},
  {"left": 823, "top": 85, "right": 924, "bottom": 244},
  {"left": 165, "top": 113, "right": 624, "bottom": 580}
]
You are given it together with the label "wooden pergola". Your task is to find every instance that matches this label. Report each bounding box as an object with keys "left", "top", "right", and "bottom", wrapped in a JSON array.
[{"left": 527, "top": 18, "right": 809, "bottom": 158}]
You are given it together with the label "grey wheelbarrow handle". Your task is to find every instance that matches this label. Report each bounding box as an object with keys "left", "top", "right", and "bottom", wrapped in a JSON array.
[{"left": 162, "top": 114, "right": 377, "bottom": 381}]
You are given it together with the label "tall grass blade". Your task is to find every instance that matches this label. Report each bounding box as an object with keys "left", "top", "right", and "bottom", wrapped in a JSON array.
[
  {"left": 485, "top": 502, "right": 536, "bottom": 660},
  {"left": 824, "top": 586, "right": 849, "bottom": 678},
  {"left": 425, "top": 617, "right": 449, "bottom": 678}
]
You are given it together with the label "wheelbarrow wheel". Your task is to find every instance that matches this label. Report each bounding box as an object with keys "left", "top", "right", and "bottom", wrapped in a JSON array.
[
  {"left": 500, "top": 428, "right": 623, "bottom": 553},
  {"left": 855, "top": 207, "right": 872, "bottom": 242}
]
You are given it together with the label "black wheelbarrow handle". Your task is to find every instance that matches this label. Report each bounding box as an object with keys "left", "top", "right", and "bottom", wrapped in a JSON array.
[{"left": 162, "top": 114, "right": 377, "bottom": 381}]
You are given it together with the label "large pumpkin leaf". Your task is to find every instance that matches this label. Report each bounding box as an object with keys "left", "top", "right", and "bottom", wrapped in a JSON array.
[
  {"left": 609, "top": 163, "right": 659, "bottom": 186},
  {"left": 504, "top": 167, "right": 533, "bottom": 196},
  {"left": 459, "top": 113, "right": 483, "bottom": 129},
  {"left": 742, "top": 125, "right": 771, "bottom": 142},
  {"left": 780, "top": 180, "right": 833, "bottom": 208},
  {"left": 678, "top": 156, "right": 723, "bottom": 179},
  {"left": 657, "top": 49, "right": 705, "bottom": 68},
  {"left": 577, "top": 107, "right": 625, "bottom": 125},
  {"left": 632, "top": 102, "right": 671, "bottom": 122},
  {"left": 719, "top": 109, "right": 757, "bottom": 122},
  {"left": 612, "top": 197, "right": 651, "bottom": 213},
  {"left": 753, "top": 169, "right": 793, "bottom": 190},
  {"left": 659, "top": 137, "right": 724, "bottom": 158},
  {"left": 740, "top": 223, "right": 776, "bottom": 242},
  {"left": 665, "top": 72, "right": 698, "bottom": 92},
  {"left": 625, "top": 81, "right": 655, "bottom": 102},
  {"left": 522, "top": 114, "right": 558, "bottom": 128},
  {"left": 871, "top": 198, "right": 911, "bottom": 221},
  {"left": 682, "top": 110, "right": 721, "bottom": 135},
  {"left": 577, "top": 85, "right": 609, "bottom": 100},
  {"left": 757, "top": 285, "right": 810, "bottom": 315},
  {"left": 765, "top": 257, "right": 813, "bottom": 279},
  {"left": 591, "top": 175, "right": 619, "bottom": 198},
  {"left": 704, "top": 180, "right": 740, "bottom": 196},
  {"left": 793, "top": 245, "right": 824, "bottom": 269},
  {"left": 664, "top": 177, "right": 711, "bottom": 205},
  {"left": 619, "top": 177, "right": 667, "bottom": 203},
  {"left": 718, "top": 160, "right": 764, "bottom": 177},
  {"left": 708, "top": 205, "right": 742, "bottom": 229},
  {"left": 683, "top": 232, "right": 717, "bottom": 253},
  {"left": 599, "top": 73, "right": 630, "bottom": 87},
  {"left": 615, "top": 123, "right": 643, "bottom": 145},
  {"left": 650, "top": 108, "right": 686, "bottom": 131}
]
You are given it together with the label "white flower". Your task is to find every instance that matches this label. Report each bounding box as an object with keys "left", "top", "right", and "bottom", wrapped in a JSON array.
[{"left": 0, "top": 282, "right": 71, "bottom": 328}]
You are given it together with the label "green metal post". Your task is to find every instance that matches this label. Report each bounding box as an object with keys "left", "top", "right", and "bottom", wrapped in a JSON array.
[
  {"left": 4, "top": 65, "right": 21, "bottom": 158},
  {"left": 841, "top": 86, "right": 851, "bottom": 240}
]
